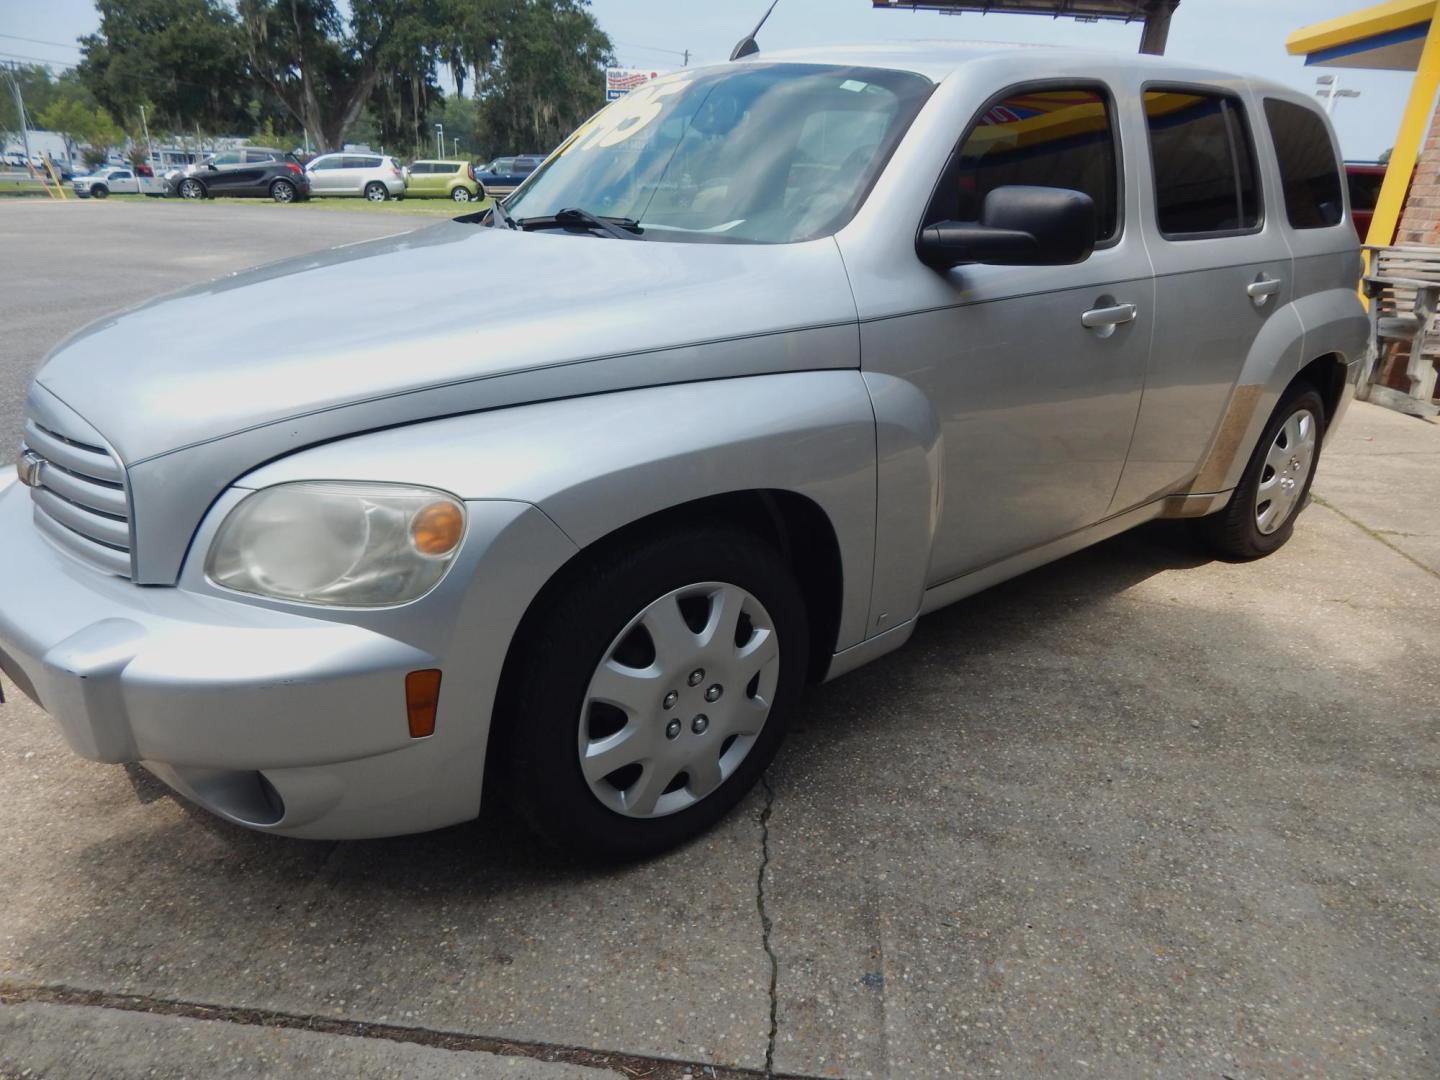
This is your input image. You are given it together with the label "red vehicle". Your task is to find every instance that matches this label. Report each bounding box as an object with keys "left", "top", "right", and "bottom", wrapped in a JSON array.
[{"left": 1346, "top": 162, "right": 1386, "bottom": 241}]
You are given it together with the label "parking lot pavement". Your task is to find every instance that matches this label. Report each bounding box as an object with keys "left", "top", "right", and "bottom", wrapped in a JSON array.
[
  {"left": 0, "top": 199, "right": 434, "bottom": 454},
  {"left": 2, "top": 204, "right": 1438, "bottom": 1078}
]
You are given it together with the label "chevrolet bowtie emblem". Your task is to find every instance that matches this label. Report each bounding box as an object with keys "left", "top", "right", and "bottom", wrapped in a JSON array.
[{"left": 16, "top": 449, "right": 45, "bottom": 489}]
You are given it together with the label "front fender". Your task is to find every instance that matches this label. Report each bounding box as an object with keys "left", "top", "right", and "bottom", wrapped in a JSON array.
[{"left": 239, "top": 371, "right": 880, "bottom": 651}]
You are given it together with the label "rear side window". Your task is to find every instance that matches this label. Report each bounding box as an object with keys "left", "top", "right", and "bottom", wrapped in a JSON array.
[
  {"left": 1348, "top": 169, "right": 1384, "bottom": 210},
  {"left": 1264, "top": 99, "right": 1343, "bottom": 228},
  {"left": 1144, "top": 89, "right": 1261, "bottom": 238},
  {"left": 940, "top": 85, "right": 1121, "bottom": 243}
]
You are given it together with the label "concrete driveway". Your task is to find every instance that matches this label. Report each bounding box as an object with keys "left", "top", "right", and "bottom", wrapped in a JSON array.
[{"left": 1, "top": 200, "right": 1437, "bottom": 1079}]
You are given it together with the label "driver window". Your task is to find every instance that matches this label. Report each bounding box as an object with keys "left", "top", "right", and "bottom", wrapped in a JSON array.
[{"left": 930, "top": 84, "right": 1120, "bottom": 244}]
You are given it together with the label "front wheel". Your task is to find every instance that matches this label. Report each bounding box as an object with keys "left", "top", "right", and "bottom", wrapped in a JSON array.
[
  {"left": 270, "top": 179, "right": 296, "bottom": 203},
  {"left": 498, "top": 527, "right": 808, "bottom": 860},
  {"left": 178, "top": 178, "right": 205, "bottom": 200},
  {"left": 1199, "top": 382, "right": 1326, "bottom": 560},
  {"left": 451, "top": 186, "right": 473, "bottom": 202},
  {"left": 91, "top": 185, "right": 108, "bottom": 199}
]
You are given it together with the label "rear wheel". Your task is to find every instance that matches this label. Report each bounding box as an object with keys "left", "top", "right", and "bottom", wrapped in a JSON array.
[
  {"left": 499, "top": 527, "right": 808, "bottom": 860},
  {"left": 178, "top": 178, "right": 205, "bottom": 200},
  {"left": 364, "top": 181, "right": 388, "bottom": 203},
  {"left": 1199, "top": 382, "right": 1326, "bottom": 560},
  {"left": 451, "top": 186, "right": 473, "bottom": 202},
  {"left": 270, "top": 179, "right": 296, "bottom": 203}
]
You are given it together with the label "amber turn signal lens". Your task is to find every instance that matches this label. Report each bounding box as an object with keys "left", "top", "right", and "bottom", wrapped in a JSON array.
[
  {"left": 405, "top": 668, "right": 442, "bottom": 738},
  {"left": 410, "top": 500, "right": 464, "bottom": 556}
]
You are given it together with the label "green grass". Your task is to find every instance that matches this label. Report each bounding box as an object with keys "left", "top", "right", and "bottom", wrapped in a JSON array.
[
  {"left": 104, "top": 192, "right": 493, "bottom": 217},
  {"left": 0, "top": 179, "right": 56, "bottom": 197}
]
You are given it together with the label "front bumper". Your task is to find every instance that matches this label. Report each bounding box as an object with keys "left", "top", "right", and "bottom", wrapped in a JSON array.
[{"left": 0, "top": 473, "right": 576, "bottom": 838}]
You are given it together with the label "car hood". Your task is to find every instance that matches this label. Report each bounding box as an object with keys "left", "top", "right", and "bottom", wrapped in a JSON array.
[
  {"left": 33, "top": 221, "right": 861, "bottom": 583},
  {"left": 37, "top": 221, "right": 859, "bottom": 465}
]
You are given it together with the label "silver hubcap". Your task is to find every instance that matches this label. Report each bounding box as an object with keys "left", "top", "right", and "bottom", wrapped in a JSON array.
[
  {"left": 1256, "top": 407, "right": 1317, "bottom": 534},
  {"left": 181, "top": 181, "right": 200, "bottom": 198},
  {"left": 275, "top": 184, "right": 293, "bottom": 202},
  {"left": 453, "top": 189, "right": 469, "bottom": 201},
  {"left": 578, "top": 582, "right": 780, "bottom": 819},
  {"left": 367, "top": 185, "right": 385, "bottom": 201}
]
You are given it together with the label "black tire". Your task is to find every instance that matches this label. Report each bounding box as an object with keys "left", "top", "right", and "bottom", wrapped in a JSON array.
[
  {"left": 178, "top": 178, "right": 206, "bottom": 200},
  {"left": 451, "top": 186, "right": 472, "bottom": 203},
  {"left": 364, "top": 181, "right": 388, "bottom": 203},
  {"left": 497, "top": 526, "right": 809, "bottom": 861},
  {"left": 271, "top": 179, "right": 297, "bottom": 203},
  {"left": 1199, "top": 381, "right": 1326, "bottom": 560},
  {"left": 91, "top": 185, "right": 108, "bottom": 199}
]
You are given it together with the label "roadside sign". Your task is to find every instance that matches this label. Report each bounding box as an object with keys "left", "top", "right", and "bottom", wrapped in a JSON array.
[{"left": 606, "top": 68, "right": 665, "bottom": 101}]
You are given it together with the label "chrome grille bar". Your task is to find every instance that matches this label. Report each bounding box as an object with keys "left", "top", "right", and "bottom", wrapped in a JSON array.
[{"left": 20, "top": 407, "right": 133, "bottom": 578}]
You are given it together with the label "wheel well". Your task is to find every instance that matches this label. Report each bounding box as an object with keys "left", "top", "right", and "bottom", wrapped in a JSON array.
[
  {"left": 508, "top": 491, "right": 845, "bottom": 688},
  {"left": 1295, "top": 352, "right": 1347, "bottom": 423}
]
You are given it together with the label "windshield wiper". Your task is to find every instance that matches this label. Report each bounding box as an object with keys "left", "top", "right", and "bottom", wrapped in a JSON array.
[
  {"left": 488, "top": 197, "right": 517, "bottom": 230},
  {"left": 518, "top": 207, "right": 643, "bottom": 240}
]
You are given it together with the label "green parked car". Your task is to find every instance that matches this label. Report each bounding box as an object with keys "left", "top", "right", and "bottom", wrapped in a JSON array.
[{"left": 405, "top": 159, "right": 483, "bottom": 202}]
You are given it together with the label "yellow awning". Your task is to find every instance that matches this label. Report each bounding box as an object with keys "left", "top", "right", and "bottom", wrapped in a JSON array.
[{"left": 1286, "top": 0, "right": 1435, "bottom": 71}]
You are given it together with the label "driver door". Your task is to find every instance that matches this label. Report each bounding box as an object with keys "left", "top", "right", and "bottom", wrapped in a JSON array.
[{"left": 859, "top": 82, "right": 1152, "bottom": 584}]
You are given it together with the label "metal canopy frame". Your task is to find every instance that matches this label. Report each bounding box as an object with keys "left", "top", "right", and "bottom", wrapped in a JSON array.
[{"left": 870, "top": 0, "right": 1182, "bottom": 54}]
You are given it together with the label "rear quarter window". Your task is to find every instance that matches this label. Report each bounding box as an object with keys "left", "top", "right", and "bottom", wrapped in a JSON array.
[
  {"left": 1144, "top": 89, "right": 1261, "bottom": 238},
  {"left": 1264, "top": 98, "right": 1344, "bottom": 229}
]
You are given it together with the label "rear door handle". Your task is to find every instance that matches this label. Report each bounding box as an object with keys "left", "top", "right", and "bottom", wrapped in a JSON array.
[
  {"left": 1247, "top": 276, "right": 1282, "bottom": 299},
  {"left": 1081, "top": 302, "right": 1138, "bottom": 329}
]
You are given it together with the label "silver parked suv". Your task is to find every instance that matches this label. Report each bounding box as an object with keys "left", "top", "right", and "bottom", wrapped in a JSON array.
[
  {"left": 305, "top": 152, "right": 408, "bottom": 201},
  {"left": 0, "top": 45, "right": 1366, "bottom": 858}
]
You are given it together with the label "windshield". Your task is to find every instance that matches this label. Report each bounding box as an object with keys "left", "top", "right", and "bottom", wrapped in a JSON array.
[{"left": 506, "top": 63, "right": 932, "bottom": 244}]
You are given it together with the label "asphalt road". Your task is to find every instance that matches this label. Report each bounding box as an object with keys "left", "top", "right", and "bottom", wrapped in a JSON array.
[
  {"left": 0, "top": 199, "right": 434, "bottom": 454},
  {"left": 1, "top": 199, "right": 1438, "bottom": 1079}
]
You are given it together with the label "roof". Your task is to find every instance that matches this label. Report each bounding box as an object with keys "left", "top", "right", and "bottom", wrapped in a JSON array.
[{"left": 1286, "top": 0, "right": 1434, "bottom": 71}]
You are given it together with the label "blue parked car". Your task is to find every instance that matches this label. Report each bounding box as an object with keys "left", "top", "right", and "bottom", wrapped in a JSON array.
[{"left": 473, "top": 154, "right": 545, "bottom": 198}]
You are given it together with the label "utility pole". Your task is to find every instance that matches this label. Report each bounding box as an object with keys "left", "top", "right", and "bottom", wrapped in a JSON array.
[
  {"left": 683, "top": 49, "right": 690, "bottom": 66},
  {"left": 435, "top": 122, "right": 444, "bottom": 159},
  {"left": 3, "top": 61, "right": 34, "bottom": 168},
  {"left": 139, "top": 104, "right": 156, "bottom": 172}
]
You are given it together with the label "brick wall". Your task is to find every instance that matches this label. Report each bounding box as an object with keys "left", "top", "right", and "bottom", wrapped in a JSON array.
[{"left": 1382, "top": 106, "right": 1440, "bottom": 398}]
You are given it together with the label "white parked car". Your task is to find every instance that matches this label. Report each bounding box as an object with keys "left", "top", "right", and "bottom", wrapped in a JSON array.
[
  {"left": 305, "top": 153, "right": 408, "bottom": 201},
  {"left": 72, "top": 167, "right": 140, "bottom": 199}
]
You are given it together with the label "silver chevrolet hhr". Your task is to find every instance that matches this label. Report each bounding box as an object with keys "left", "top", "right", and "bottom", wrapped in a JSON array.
[{"left": 0, "top": 44, "right": 1367, "bottom": 858}]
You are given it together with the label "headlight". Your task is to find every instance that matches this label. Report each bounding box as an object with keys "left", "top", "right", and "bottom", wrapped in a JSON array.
[{"left": 206, "top": 482, "right": 466, "bottom": 607}]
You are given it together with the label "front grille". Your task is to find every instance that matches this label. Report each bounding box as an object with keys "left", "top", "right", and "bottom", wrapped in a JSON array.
[{"left": 21, "top": 415, "right": 132, "bottom": 578}]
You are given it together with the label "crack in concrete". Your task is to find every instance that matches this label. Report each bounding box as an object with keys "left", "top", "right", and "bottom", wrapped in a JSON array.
[
  {"left": 756, "top": 773, "right": 780, "bottom": 1078},
  {"left": 0, "top": 982, "right": 828, "bottom": 1080},
  {"left": 1313, "top": 494, "right": 1440, "bottom": 581}
]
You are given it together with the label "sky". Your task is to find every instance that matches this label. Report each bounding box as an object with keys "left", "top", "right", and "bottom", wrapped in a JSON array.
[{"left": 0, "top": 0, "right": 1422, "bottom": 160}]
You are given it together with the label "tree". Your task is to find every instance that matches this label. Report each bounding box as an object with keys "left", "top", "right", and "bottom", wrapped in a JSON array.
[
  {"left": 37, "top": 99, "right": 123, "bottom": 166},
  {"left": 79, "top": 0, "right": 254, "bottom": 135},
  {"left": 239, "top": 0, "right": 432, "bottom": 153},
  {"left": 469, "top": 0, "right": 612, "bottom": 155},
  {"left": 1378, "top": 147, "right": 1393, "bottom": 165}
]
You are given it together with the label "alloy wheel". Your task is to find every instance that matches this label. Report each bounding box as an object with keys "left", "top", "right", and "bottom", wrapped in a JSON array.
[
  {"left": 366, "top": 183, "right": 387, "bottom": 202},
  {"left": 578, "top": 582, "right": 780, "bottom": 819},
  {"left": 1255, "top": 407, "right": 1317, "bottom": 534},
  {"left": 179, "top": 179, "right": 203, "bottom": 199},
  {"left": 272, "top": 181, "right": 295, "bottom": 203},
  {"left": 452, "top": 187, "right": 472, "bottom": 202}
]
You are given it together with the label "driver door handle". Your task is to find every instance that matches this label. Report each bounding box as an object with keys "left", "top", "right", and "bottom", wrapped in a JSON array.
[
  {"left": 1081, "top": 302, "right": 1138, "bottom": 329},
  {"left": 1247, "top": 276, "right": 1282, "bottom": 299}
]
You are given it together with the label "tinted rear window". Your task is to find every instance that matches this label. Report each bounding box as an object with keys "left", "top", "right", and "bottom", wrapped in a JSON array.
[
  {"left": 1144, "top": 89, "right": 1261, "bottom": 237},
  {"left": 1264, "top": 99, "right": 1343, "bottom": 229}
]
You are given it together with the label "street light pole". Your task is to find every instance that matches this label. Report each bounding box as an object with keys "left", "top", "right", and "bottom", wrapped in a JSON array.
[
  {"left": 1316, "top": 74, "right": 1361, "bottom": 115},
  {"left": 435, "top": 123, "right": 444, "bottom": 159}
]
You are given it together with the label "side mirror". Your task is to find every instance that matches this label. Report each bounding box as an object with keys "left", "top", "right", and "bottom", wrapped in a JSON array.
[
  {"left": 919, "top": 185, "right": 1096, "bottom": 268},
  {"left": 206, "top": 163, "right": 218, "bottom": 171}
]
